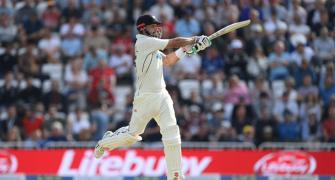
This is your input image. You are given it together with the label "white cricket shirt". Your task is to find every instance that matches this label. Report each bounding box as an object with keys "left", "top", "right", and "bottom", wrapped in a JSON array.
[{"left": 134, "top": 34, "right": 169, "bottom": 97}]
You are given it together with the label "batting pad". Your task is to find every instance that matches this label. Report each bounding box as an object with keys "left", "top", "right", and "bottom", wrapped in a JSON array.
[
  {"left": 161, "top": 125, "right": 185, "bottom": 180},
  {"left": 99, "top": 126, "right": 142, "bottom": 150}
]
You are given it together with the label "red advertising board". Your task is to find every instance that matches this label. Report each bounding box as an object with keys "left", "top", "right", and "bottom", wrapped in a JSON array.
[{"left": 0, "top": 149, "right": 334, "bottom": 176}]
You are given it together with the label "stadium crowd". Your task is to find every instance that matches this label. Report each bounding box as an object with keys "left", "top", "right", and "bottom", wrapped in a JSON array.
[{"left": 0, "top": 0, "right": 335, "bottom": 147}]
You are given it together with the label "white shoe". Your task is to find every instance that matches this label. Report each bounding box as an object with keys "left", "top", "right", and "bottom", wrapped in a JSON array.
[{"left": 94, "top": 131, "right": 113, "bottom": 159}]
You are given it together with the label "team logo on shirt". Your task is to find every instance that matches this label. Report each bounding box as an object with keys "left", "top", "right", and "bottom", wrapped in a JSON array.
[{"left": 156, "top": 53, "right": 162, "bottom": 60}]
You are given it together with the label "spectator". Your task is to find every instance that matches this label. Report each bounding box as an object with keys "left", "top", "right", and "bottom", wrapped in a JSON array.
[
  {"left": 249, "top": 77, "right": 272, "bottom": 107},
  {"left": 301, "top": 110, "right": 323, "bottom": 142},
  {"left": 180, "top": 105, "right": 205, "bottom": 141},
  {"left": 106, "top": 11, "right": 127, "bottom": 40},
  {"left": 83, "top": 46, "right": 108, "bottom": 71},
  {"left": 109, "top": 44, "right": 133, "bottom": 84},
  {"left": 22, "top": 12, "right": 44, "bottom": 42},
  {"left": 18, "top": 42, "right": 41, "bottom": 78},
  {"left": 277, "top": 110, "right": 301, "bottom": 141},
  {"left": 83, "top": 25, "right": 110, "bottom": 51},
  {"left": 183, "top": 90, "right": 204, "bottom": 113},
  {"left": 61, "top": 31, "right": 82, "bottom": 59},
  {"left": 223, "top": 75, "right": 251, "bottom": 105},
  {"left": 248, "top": 8, "right": 263, "bottom": 27},
  {"left": 310, "top": 10, "right": 331, "bottom": 35},
  {"left": 0, "top": 42, "right": 17, "bottom": 77},
  {"left": 5, "top": 126, "right": 21, "bottom": 142},
  {"left": 319, "top": 62, "right": 335, "bottom": 89},
  {"left": 313, "top": 27, "right": 335, "bottom": 62},
  {"left": 191, "top": 122, "right": 210, "bottom": 141},
  {"left": 15, "top": 0, "right": 36, "bottom": 23},
  {"left": 326, "top": 0, "right": 335, "bottom": 20},
  {"left": 202, "top": 73, "right": 225, "bottom": 106},
  {"left": 174, "top": 8, "right": 200, "bottom": 37},
  {"left": 245, "top": 24, "right": 267, "bottom": 55},
  {"left": 91, "top": 102, "right": 112, "bottom": 141},
  {"left": 300, "top": 92, "right": 322, "bottom": 121},
  {"left": 287, "top": 0, "right": 307, "bottom": 24},
  {"left": 19, "top": 77, "right": 42, "bottom": 105},
  {"left": 284, "top": 77, "right": 298, "bottom": 101},
  {"left": 38, "top": 28, "right": 61, "bottom": 61},
  {"left": 0, "top": 105, "right": 19, "bottom": 140},
  {"left": 46, "top": 121, "right": 67, "bottom": 142},
  {"left": 208, "top": 102, "right": 226, "bottom": 131},
  {"left": 81, "top": 1, "right": 103, "bottom": 25},
  {"left": 231, "top": 104, "right": 253, "bottom": 141},
  {"left": 240, "top": 125, "right": 255, "bottom": 143},
  {"left": 319, "top": 74, "right": 335, "bottom": 106},
  {"left": 88, "top": 59, "right": 116, "bottom": 106},
  {"left": 0, "top": 72, "right": 18, "bottom": 106},
  {"left": 0, "top": 13, "right": 17, "bottom": 43},
  {"left": 224, "top": 39, "right": 248, "bottom": 80},
  {"left": 174, "top": 50, "right": 201, "bottom": 80},
  {"left": 268, "top": 40, "right": 291, "bottom": 81},
  {"left": 294, "top": 60, "right": 317, "bottom": 88},
  {"left": 255, "top": 108, "right": 277, "bottom": 145},
  {"left": 64, "top": 59, "right": 87, "bottom": 110},
  {"left": 201, "top": 47, "right": 224, "bottom": 76},
  {"left": 41, "top": 2, "right": 61, "bottom": 30},
  {"left": 323, "top": 105, "right": 335, "bottom": 142},
  {"left": 288, "top": 14, "right": 310, "bottom": 36},
  {"left": 149, "top": 0, "right": 174, "bottom": 22},
  {"left": 194, "top": 1, "right": 216, "bottom": 23},
  {"left": 66, "top": 107, "right": 90, "bottom": 141},
  {"left": 273, "top": 91, "right": 299, "bottom": 122},
  {"left": 215, "top": 0, "right": 239, "bottom": 27},
  {"left": 247, "top": 47, "right": 268, "bottom": 80},
  {"left": 24, "top": 129, "right": 44, "bottom": 147},
  {"left": 43, "top": 105, "right": 66, "bottom": 138},
  {"left": 22, "top": 107, "right": 44, "bottom": 139},
  {"left": 213, "top": 120, "right": 237, "bottom": 142},
  {"left": 263, "top": 0, "right": 288, "bottom": 21},
  {"left": 0, "top": 0, "right": 13, "bottom": 16},
  {"left": 60, "top": 16, "right": 85, "bottom": 38},
  {"left": 113, "top": 26, "right": 134, "bottom": 55},
  {"left": 43, "top": 80, "right": 66, "bottom": 113},
  {"left": 290, "top": 40, "right": 314, "bottom": 66},
  {"left": 264, "top": 10, "right": 287, "bottom": 35},
  {"left": 130, "top": 0, "right": 145, "bottom": 24},
  {"left": 61, "top": 0, "right": 82, "bottom": 21},
  {"left": 159, "top": 13, "right": 175, "bottom": 39},
  {"left": 273, "top": 19, "right": 289, "bottom": 48},
  {"left": 298, "top": 74, "right": 318, "bottom": 97},
  {"left": 254, "top": 91, "right": 273, "bottom": 119}
]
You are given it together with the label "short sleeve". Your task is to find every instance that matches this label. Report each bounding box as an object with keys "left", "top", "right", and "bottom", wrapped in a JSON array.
[{"left": 140, "top": 37, "right": 169, "bottom": 53}]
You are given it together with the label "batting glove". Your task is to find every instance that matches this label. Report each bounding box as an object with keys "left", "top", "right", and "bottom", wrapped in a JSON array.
[
  {"left": 186, "top": 35, "right": 211, "bottom": 55},
  {"left": 194, "top": 35, "right": 211, "bottom": 51},
  {"left": 183, "top": 44, "right": 196, "bottom": 56}
]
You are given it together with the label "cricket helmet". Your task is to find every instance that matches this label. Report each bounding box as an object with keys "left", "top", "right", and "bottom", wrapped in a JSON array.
[{"left": 136, "top": 14, "right": 162, "bottom": 32}]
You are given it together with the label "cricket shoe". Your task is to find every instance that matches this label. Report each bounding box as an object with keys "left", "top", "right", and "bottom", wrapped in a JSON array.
[{"left": 94, "top": 131, "right": 113, "bottom": 159}]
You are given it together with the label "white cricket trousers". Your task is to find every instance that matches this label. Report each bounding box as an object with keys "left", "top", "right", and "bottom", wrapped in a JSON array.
[
  {"left": 129, "top": 89, "right": 177, "bottom": 135},
  {"left": 129, "top": 89, "right": 184, "bottom": 180}
]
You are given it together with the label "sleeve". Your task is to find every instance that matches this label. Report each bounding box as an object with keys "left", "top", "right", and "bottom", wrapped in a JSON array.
[{"left": 140, "top": 37, "right": 169, "bottom": 53}]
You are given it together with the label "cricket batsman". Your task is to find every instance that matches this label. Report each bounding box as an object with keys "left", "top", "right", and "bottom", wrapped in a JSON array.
[{"left": 94, "top": 14, "right": 211, "bottom": 180}]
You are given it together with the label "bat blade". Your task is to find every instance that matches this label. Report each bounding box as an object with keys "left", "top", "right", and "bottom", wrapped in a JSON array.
[{"left": 208, "top": 20, "right": 251, "bottom": 40}]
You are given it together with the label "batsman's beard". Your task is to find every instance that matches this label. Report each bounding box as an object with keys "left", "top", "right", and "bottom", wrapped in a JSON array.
[{"left": 144, "top": 27, "right": 162, "bottom": 38}]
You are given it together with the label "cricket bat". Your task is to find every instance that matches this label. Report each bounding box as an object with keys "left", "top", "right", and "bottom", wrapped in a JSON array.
[{"left": 208, "top": 20, "right": 251, "bottom": 40}]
